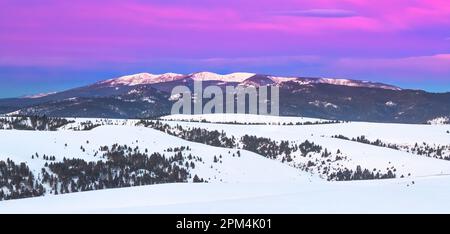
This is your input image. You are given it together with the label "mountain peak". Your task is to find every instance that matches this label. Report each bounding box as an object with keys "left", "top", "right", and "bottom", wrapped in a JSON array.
[
  {"left": 100, "top": 72, "right": 186, "bottom": 86},
  {"left": 96, "top": 71, "right": 400, "bottom": 91},
  {"left": 190, "top": 72, "right": 256, "bottom": 82},
  {"left": 314, "top": 77, "right": 402, "bottom": 91}
]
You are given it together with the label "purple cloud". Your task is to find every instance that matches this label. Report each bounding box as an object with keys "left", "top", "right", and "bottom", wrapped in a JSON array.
[{"left": 273, "top": 9, "right": 358, "bottom": 18}]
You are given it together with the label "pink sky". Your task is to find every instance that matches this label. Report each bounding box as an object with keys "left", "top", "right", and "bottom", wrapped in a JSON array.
[{"left": 0, "top": 0, "right": 450, "bottom": 96}]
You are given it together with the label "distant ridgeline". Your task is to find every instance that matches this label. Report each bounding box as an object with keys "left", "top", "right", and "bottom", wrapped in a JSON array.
[{"left": 0, "top": 72, "right": 449, "bottom": 123}]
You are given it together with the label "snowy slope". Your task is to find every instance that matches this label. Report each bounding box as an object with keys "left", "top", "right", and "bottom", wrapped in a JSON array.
[
  {"left": 1, "top": 176, "right": 449, "bottom": 214},
  {"left": 0, "top": 125, "right": 310, "bottom": 184},
  {"left": 160, "top": 116, "right": 450, "bottom": 178}
]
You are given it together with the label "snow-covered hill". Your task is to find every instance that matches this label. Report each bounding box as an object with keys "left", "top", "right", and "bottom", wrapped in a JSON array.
[
  {"left": 0, "top": 125, "right": 310, "bottom": 184},
  {"left": 1, "top": 114, "right": 450, "bottom": 213},
  {"left": 160, "top": 114, "right": 450, "bottom": 179}
]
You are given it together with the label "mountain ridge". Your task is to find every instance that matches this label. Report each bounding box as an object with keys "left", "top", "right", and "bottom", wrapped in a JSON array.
[
  {"left": 0, "top": 71, "right": 449, "bottom": 124},
  {"left": 93, "top": 71, "right": 402, "bottom": 91}
]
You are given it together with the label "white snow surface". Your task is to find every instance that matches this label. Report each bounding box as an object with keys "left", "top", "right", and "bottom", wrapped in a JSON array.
[
  {"left": 100, "top": 72, "right": 186, "bottom": 86},
  {"left": 2, "top": 114, "right": 450, "bottom": 213},
  {"left": 316, "top": 78, "right": 401, "bottom": 90},
  {"left": 190, "top": 72, "right": 256, "bottom": 82},
  {"left": 2, "top": 176, "right": 450, "bottom": 214}
]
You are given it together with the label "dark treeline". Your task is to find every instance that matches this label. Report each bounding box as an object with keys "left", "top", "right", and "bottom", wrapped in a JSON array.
[
  {"left": 41, "top": 144, "right": 203, "bottom": 195},
  {"left": 333, "top": 135, "right": 399, "bottom": 150},
  {"left": 409, "top": 142, "right": 450, "bottom": 161},
  {"left": 241, "top": 135, "right": 322, "bottom": 162},
  {"left": 159, "top": 118, "right": 343, "bottom": 126},
  {"left": 328, "top": 165, "right": 396, "bottom": 181},
  {"left": 333, "top": 134, "right": 450, "bottom": 161},
  {"left": 0, "top": 159, "right": 45, "bottom": 200},
  {"left": 73, "top": 121, "right": 102, "bottom": 131},
  {"left": 0, "top": 115, "right": 74, "bottom": 131},
  {"left": 0, "top": 145, "right": 204, "bottom": 201}
]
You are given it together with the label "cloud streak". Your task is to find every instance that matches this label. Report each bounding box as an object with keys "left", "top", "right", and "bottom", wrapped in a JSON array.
[{"left": 273, "top": 9, "right": 358, "bottom": 18}]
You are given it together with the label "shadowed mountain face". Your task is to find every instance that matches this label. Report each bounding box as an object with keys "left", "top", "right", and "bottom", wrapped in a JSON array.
[{"left": 0, "top": 73, "right": 449, "bottom": 123}]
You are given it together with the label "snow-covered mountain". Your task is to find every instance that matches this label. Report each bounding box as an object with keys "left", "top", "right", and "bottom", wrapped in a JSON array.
[
  {"left": 99, "top": 72, "right": 187, "bottom": 86},
  {"left": 0, "top": 71, "right": 449, "bottom": 123},
  {"left": 96, "top": 71, "right": 400, "bottom": 90},
  {"left": 190, "top": 72, "right": 256, "bottom": 83},
  {"left": 98, "top": 72, "right": 257, "bottom": 87},
  {"left": 312, "top": 78, "right": 401, "bottom": 90},
  {"left": 22, "top": 92, "right": 58, "bottom": 99}
]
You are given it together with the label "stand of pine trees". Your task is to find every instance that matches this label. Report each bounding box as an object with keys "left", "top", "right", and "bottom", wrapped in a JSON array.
[
  {"left": 333, "top": 135, "right": 450, "bottom": 161},
  {"left": 0, "top": 159, "right": 45, "bottom": 200},
  {"left": 328, "top": 165, "right": 396, "bottom": 181},
  {"left": 240, "top": 135, "right": 323, "bottom": 161},
  {"left": 333, "top": 135, "right": 400, "bottom": 150},
  {"left": 158, "top": 118, "right": 343, "bottom": 126},
  {"left": 0, "top": 115, "right": 74, "bottom": 131},
  {"left": 0, "top": 144, "right": 205, "bottom": 201}
]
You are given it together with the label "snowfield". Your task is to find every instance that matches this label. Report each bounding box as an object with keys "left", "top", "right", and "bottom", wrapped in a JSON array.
[
  {"left": 1, "top": 114, "right": 450, "bottom": 213},
  {"left": 2, "top": 176, "right": 450, "bottom": 214},
  {"left": 161, "top": 114, "right": 450, "bottom": 145}
]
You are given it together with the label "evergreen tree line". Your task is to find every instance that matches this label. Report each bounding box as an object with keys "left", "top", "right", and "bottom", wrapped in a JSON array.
[
  {"left": 42, "top": 146, "right": 203, "bottom": 195},
  {"left": 333, "top": 135, "right": 450, "bottom": 161},
  {"left": 1, "top": 145, "right": 205, "bottom": 201},
  {"left": 74, "top": 121, "right": 102, "bottom": 131},
  {"left": 240, "top": 135, "right": 323, "bottom": 162},
  {"left": 333, "top": 135, "right": 400, "bottom": 150},
  {"left": 157, "top": 118, "right": 343, "bottom": 126},
  {"left": 0, "top": 115, "right": 74, "bottom": 131},
  {"left": 408, "top": 142, "right": 450, "bottom": 161},
  {"left": 0, "top": 159, "right": 45, "bottom": 201},
  {"left": 328, "top": 165, "right": 396, "bottom": 181}
]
